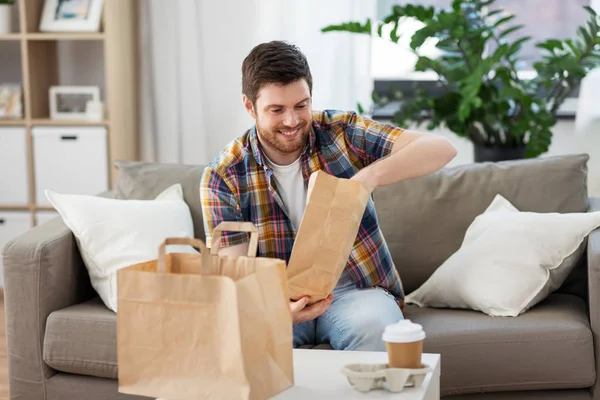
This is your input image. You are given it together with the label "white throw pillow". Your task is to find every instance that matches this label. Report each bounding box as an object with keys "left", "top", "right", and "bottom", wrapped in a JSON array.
[
  {"left": 405, "top": 194, "right": 600, "bottom": 317},
  {"left": 45, "top": 184, "right": 195, "bottom": 312}
]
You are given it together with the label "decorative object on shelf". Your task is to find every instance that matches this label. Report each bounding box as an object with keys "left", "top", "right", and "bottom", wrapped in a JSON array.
[
  {"left": 0, "top": 84, "right": 23, "bottom": 119},
  {"left": 0, "top": 0, "right": 14, "bottom": 34},
  {"left": 49, "top": 85, "right": 100, "bottom": 120},
  {"left": 322, "top": 0, "right": 600, "bottom": 162},
  {"left": 39, "top": 0, "right": 103, "bottom": 33},
  {"left": 85, "top": 99, "right": 104, "bottom": 121}
]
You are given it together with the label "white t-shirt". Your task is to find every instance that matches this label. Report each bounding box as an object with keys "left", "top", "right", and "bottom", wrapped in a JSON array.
[{"left": 263, "top": 154, "right": 307, "bottom": 231}]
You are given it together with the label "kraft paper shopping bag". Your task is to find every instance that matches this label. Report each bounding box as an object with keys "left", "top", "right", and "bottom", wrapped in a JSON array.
[
  {"left": 286, "top": 171, "right": 371, "bottom": 303},
  {"left": 117, "top": 222, "right": 293, "bottom": 400}
]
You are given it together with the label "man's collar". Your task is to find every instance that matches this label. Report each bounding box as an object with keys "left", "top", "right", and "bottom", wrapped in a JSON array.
[
  {"left": 307, "top": 120, "right": 317, "bottom": 153},
  {"left": 249, "top": 126, "right": 266, "bottom": 167},
  {"left": 249, "top": 123, "right": 317, "bottom": 167}
]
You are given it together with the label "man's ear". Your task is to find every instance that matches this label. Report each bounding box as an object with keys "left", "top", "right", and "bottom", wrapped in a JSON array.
[{"left": 242, "top": 95, "right": 257, "bottom": 119}]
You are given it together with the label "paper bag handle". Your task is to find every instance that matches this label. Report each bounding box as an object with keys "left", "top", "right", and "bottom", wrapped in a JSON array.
[
  {"left": 157, "top": 237, "right": 208, "bottom": 273},
  {"left": 211, "top": 221, "right": 258, "bottom": 257}
]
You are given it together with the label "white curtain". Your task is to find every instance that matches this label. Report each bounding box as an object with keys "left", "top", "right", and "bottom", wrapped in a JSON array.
[
  {"left": 139, "top": 0, "right": 210, "bottom": 164},
  {"left": 138, "top": 0, "right": 376, "bottom": 165}
]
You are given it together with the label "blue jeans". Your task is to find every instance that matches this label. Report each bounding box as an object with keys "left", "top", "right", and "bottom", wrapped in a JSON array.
[{"left": 293, "top": 270, "right": 404, "bottom": 351}]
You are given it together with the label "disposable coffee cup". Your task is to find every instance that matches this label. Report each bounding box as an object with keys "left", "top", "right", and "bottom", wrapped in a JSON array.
[{"left": 382, "top": 320, "right": 426, "bottom": 369}]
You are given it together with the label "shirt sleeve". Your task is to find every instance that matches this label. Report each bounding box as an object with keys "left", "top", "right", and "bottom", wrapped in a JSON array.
[
  {"left": 343, "top": 111, "right": 405, "bottom": 167},
  {"left": 200, "top": 166, "right": 249, "bottom": 249}
]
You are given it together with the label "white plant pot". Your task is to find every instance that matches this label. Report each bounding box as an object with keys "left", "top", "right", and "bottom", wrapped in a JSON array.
[{"left": 0, "top": 4, "right": 12, "bottom": 35}]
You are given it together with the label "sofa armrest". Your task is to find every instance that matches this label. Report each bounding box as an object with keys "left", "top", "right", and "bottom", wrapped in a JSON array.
[
  {"left": 1, "top": 191, "right": 113, "bottom": 398},
  {"left": 588, "top": 197, "right": 600, "bottom": 399}
]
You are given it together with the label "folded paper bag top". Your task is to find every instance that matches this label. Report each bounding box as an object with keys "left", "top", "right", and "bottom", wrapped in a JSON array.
[{"left": 286, "top": 170, "right": 371, "bottom": 303}]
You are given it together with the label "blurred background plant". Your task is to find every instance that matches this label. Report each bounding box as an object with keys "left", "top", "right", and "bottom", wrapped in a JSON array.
[{"left": 322, "top": 0, "right": 600, "bottom": 161}]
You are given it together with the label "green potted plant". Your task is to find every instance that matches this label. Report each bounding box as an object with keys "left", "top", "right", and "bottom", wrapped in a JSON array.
[
  {"left": 0, "top": 0, "right": 14, "bottom": 35},
  {"left": 322, "top": 0, "right": 600, "bottom": 161}
]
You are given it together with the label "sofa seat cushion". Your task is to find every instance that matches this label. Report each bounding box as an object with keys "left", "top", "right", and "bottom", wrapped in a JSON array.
[
  {"left": 405, "top": 294, "right": 595, "bottom": 396},
  {"left": 43, "top": 294, "right": 594, "bottom": 394},
  {"left": 44, "top": 298, "right": 117, "bottom": 379}
]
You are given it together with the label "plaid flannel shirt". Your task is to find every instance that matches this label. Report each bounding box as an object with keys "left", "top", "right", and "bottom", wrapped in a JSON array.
[{"left": 200, "top": 109, "right": 405, "bottom": 301}]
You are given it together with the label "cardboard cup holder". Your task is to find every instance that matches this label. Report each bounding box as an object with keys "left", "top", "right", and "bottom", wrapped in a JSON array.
[{"left": 340, "top": 363, "right": 432, "bottom": 393}]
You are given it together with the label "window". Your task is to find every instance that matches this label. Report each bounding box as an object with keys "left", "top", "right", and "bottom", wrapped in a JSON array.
[{"left": 372, "top": 0, "right": 592, "bottom": 79}]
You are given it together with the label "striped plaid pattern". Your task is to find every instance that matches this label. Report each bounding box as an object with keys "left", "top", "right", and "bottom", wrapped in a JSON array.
[{"left": 200, "top": 109, "right": 405, "bottom": 301}]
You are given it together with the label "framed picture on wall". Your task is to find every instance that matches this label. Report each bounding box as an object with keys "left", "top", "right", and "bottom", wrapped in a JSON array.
[
  {"left": 49, "top": 86, "right": 100, "bottom": 120},
  {"left": 39, "top": 0, "right": 104, "bottom": 32}
]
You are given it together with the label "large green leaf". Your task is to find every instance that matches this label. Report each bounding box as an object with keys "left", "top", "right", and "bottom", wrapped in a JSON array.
[
  {"left": 525, "top": 126, "right": 553, "bottom": 158},
  {"left": 584, "top": 5, "right": 598, "bottom": 16},
  {"left": 493, "top": 15, "right": 516, "bottom": 29},
  {"left": 507, "top": 36, "right": 531, "bottom": 57},
  {"left": 498, "top": 25, "right": 524, "bottom": 39},
  {"left": 564, "top": 39, "right": 582, "bottom": 57},
  {"left": 321, "top": 19, "right": 372, "bottom": 34},
  {"left": 579, "top": 26, "right": 593, "bottom": 43}
]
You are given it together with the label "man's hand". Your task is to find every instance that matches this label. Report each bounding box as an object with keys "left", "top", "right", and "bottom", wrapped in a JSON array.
[
  {"left": 350, "top": 168, "right": 377, "bottom": 194},
  {"left": 290, "top": 294, "right": 334, "bottom": 325}
]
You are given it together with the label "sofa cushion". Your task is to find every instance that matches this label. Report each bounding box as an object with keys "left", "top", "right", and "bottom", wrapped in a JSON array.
[
  {"left": 374, "top": 154, "right": 590, "bottom": 294},
  {"left": 45, "top": 184, "right": 195, "bottom": 312},
  {"left": 114, "top": 160, "right": 207, "bottom": 240},
  {"left": 405, "top": 294, "right": 595, "bottom": 396},
  {"left": 405, "top": 194, "right": 600, "bottom": 317},
  {"left": 44, "top": 298, "right": 117, "bottom": 379}
]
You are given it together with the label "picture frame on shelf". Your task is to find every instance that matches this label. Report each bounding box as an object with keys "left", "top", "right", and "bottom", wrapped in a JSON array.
[
  {"left": 39, "top": 0, "right": 104, "bottom": 32},
  {"left": 49, "top": 85, "right": 100, "bottom": 120},
  {"left": 0, "top": 84, "right": 23, "bottom": 119}
]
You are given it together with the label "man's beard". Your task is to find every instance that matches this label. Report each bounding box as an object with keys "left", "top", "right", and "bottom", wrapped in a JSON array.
[{"left": 256, "top": 118, "right": 310, "bottom": 156}]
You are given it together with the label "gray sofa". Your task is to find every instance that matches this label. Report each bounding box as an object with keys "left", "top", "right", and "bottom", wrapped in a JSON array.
[{"left": 3, "top": 154, "right": 600, "bottom": 400}]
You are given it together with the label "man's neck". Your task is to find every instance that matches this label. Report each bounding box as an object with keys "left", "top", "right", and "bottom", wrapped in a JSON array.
[{"left": 259, "top": 142, "right": 303, "bottom": 167}]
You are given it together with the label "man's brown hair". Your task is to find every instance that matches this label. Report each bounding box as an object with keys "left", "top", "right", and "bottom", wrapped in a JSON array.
[{"left": 242, "top": 41, "right": 313, "bottom": 105}]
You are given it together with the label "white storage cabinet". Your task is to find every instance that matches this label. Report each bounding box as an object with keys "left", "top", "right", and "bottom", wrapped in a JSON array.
[
  {"left": 0, "top": 127, "right": 29, "bottom": 205},
  {"left": 32, "top": 126, "right": 109, "bottom": 206}
]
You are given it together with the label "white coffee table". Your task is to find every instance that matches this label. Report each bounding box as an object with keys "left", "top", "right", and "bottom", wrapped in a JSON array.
[
  {"left": 273, "top": 349, "right": 441, "bottom": 399},
  {"left": 156, "top": 349, "right": 440, "bottom": 400}
]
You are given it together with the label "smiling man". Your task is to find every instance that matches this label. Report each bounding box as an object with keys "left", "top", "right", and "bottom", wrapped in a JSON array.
[{"left": 200, "top": 40, "right": 457, "bottom": 351}]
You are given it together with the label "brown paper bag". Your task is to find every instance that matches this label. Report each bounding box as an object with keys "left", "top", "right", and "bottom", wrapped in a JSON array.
[
  {"left": 286, "top": 170, "right": 371, "bottom": 303},
  {"left": 116, "top": 222, "right": 294, "bottom": 400}
]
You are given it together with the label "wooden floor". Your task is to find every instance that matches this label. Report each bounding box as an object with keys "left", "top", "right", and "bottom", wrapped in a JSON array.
[{"left": 1, "top": 292, "right": 9, "bottom": 400}]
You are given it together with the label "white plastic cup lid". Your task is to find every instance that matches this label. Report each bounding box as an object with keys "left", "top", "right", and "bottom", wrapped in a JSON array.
[{"left": 382, "top": 319, "right": 426, "bottom": 343}]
